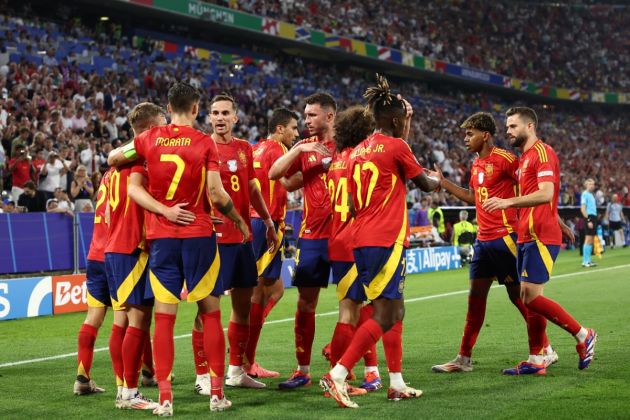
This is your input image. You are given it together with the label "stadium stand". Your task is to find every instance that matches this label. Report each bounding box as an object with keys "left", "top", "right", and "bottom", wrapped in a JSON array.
[{"left": 207, "top": 0, "right": 630, "bottom": 92}]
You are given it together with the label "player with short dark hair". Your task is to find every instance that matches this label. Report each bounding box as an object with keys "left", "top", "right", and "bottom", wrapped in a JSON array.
[
  {"left": 484, "top": 107, "right": 597, "bottom": 375},
  {"left": 190, "top": 93, "right": 278, "bottom": 392},
  {"left": 269, "top": 92, "right": 337, "bottom": 389},
  {"left": 121, "top": 82, "right": 249, "bottom": 414},
  {"left": 429, "top": 111, "right": 558, "bottom": 374},
  {"left": 244, "top": 107, "right": 302, "bottom": 379},
  {"left": 105, "top": 103, "right": 167, "bottom": 410},
  {"left": 321, "top": 75, "right": 439, "bottom": 408}
]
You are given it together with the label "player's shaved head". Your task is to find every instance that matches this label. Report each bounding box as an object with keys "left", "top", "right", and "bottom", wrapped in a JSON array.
[
  {"left": 268, "top": 108, "right": 299, "bottom": 133},
  {"left": 168, "top": 82, "right": 201, "bottom": 113},
  {"left": 506, "top": 107, "right": 538, "bottom": 129},
  {"left": 127, "top": 102, "right": 167, "bottom": 134},
  {"left": 333, "top": 105, "right": 375, "bottom": 152},
  {"left": 305, "top": 92, "right": 337, "bottom": 113}
]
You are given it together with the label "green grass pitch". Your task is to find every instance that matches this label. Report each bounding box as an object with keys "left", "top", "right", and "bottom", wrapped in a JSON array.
[{"left": 1, "top": 247, "right": 629, "bottom": 419}]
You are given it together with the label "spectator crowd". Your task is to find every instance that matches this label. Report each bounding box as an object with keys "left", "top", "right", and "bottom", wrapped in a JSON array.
[
  {"left": 212, "top": 0, "right": 630, "bottom": 92},
  {"left": 1, "top": 5, "right": 628, "bottom": 224}
]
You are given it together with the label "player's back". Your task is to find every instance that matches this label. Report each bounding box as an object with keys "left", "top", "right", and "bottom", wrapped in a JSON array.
[
  {"left": 87, "top": 169, "right": 112, "bottom": 262},
  {"left": 470, "top": 147, "right": 519, "bottom": 241},
  {"left": 133, "top": 124, "right": 218, "bottom": 239},
  {"left": 328, "top": 148, "right": 354, "bottom": 262},
  {"left": 105, "top": 164, "right": 145, "bottom": 254},
  {"left": 349, "top": 133, "right": 423, "bottom": 249},
  {"left": 250, "top": 139, "right": 287, "bottom": 222},
  {"left": 517, "top": 140, "right": 561, "bottom": 245}
]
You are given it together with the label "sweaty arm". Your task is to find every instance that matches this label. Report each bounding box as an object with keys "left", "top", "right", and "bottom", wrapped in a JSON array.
[
  {"left": 207, "top": 171, "right": 249, "bottom": 241},
  {"left": 439, "top": 178, "right": 475, "bottom": 205},
  {"left": 268, "top": 145, "right": 303, "bottom": 180},
  {"left": 107, "top": 140, "right": 137, "bottom": 167},
  {"left": 483, "top": 181, "right": 554, "bottom": 212},
  {"left": 410, "top": 172, "right": 440, "bottom": 193},
  {"left": 279, "top": 172, "right": 303, "bottom": 192},
  {"left": 127, "top": 172, "right": 195, "bottom": 225}
]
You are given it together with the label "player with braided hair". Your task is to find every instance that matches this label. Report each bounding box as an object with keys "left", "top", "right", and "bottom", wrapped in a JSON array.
[{"left": 321, "top": 75, "right": 439, "bottom": 408}]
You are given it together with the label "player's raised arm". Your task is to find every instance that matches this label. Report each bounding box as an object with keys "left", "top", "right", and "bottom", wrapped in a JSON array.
[
  {"left": 206, "top": 170, "right": 250, "bottom": 241},
  {"left": 127, "top": 171, "right": 195, "bottom": 224},
  {"left": 268, "top": 141, "right": 331, "bottom": 180},
  {"left": 427, "top": 163, "right": 475, "bottom": 204}
]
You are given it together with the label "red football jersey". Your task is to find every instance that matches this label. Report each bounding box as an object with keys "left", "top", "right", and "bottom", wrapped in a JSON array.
[
  {"left": 349, "top": 133, "right": 423, "bottom": 248},
  {"left": 250, "top": 139, "right": 288, "bottom": 222},
  {"left": 213, "top": 138, "right": 255, "bottom": 244},
  {"left": 105, "top": 165, "right": 145, "bottom": 254},
  {"left": 87, "top": 168, "right": 112, "bottom": 262},
  {"left": 328, "top": 148, "right": 354, "bottom": 262},
  {"left": 469, "top": 147, "right": 519, "bottom": 241},
  {"left": 516, "top": 140, "right": 561, "bottom": 245},
  {"left": 286, "top": 136, "right": 336, "bottom": 239},
  {"left": 132, "top": 124, "right": 219, "bottom": 239}
]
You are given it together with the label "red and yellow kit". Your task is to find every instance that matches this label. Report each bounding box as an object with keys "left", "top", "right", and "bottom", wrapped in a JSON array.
[{"left": 250, "top": 138, "right": 288, "bottom": 223}]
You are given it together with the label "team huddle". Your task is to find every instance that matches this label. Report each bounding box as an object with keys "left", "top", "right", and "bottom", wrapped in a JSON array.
[{"left": 72, "top": 75, "right": 597, "bottom": 415}]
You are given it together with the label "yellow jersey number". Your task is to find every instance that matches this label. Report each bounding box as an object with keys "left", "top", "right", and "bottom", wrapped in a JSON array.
[
  {"left": 352, "top": 162, "right": 380, "bottom": 209},
  {"left": 328, "top": 176, "right": 350, "bottom": 222},
  {"left": 476, "top": 186, "right": 488, "bottom": 205}
]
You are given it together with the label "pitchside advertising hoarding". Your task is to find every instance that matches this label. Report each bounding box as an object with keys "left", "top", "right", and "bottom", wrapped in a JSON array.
[{"left": 1, "top": 246, "right": 460, "bottom": 321}]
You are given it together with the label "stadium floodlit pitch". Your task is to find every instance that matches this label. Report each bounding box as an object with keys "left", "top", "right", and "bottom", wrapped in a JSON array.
[{"left": 1, "top": 248, "right": 629, "bottom": 419}]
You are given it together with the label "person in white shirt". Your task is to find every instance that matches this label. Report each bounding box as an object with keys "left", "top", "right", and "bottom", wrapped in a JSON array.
[
  {"left": 38, "top": 152, "right": 69, "bottom": 199},
  {"left": 605, "top": 194, "right": 627, "bottom": 248},
  {"left": 80, "top": 139, "right": 106, "bottom": 175}
]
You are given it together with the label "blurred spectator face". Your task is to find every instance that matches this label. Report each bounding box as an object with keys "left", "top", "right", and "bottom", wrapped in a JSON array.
[
  {"left": 612, "top": 194, "right": 619, "bottom": 203},
  {"left": 304, "top": 103, "right": 331, "bottom": 137},
  {"left": 47, "top": 199, "right": 58, "bottom": 211},
  {"left": 81, "top": 202, "right": 94, "bottom": 212},
  {"left": 584, "top": 179, "right": 595, "bottom": 192},
  {"left": 5, "top": 201, "right": 16, "bottom": 213},
  {"left": 23, "top": 185, "right": 36, "bottom": 197},
  {"left": 210, "top": 100, "right": 237, "bottom": 136}
]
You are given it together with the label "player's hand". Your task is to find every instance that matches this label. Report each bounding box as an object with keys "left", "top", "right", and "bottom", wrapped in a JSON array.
[
  {"left": 264, "top": 219, "right": 279, "bottom": 253},
  {"left": 163, "top": 202, "right": 195, "bottom": 225},
  {"left": 397, "top": 94, "right": 413, "bottom": 118},
  {"left": 587, "top": 221, "right": 593, "bottom": 229},
  {"left": 482, "top": 197, "right": 511, "bottom": 212},
  {"left": 211, "top": 216, "right": 224, "bottom": 225},
  {"left": 299, "top": 142, "right": 331, "bottom": 156},
  {"left": 236, "top": 218, "right": 250, "bottom": 243},
  {"left": 560, "top": 223, "right": 575, "bottom": 245}
]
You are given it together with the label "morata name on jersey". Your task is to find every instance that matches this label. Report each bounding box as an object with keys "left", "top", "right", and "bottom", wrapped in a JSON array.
[{"left": 155, "top": 137, "right": 192, "bottom": 147}]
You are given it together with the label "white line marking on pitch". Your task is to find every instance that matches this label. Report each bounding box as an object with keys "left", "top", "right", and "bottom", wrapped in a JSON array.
[{"left": 1, "top": 263, "right": 628, "bottom": 369}]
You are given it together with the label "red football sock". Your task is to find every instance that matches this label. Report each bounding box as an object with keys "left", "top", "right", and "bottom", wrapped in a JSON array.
[
  {"left": 262, "top": 297, "right": 278, "bottom": 320},
  {"left": 383, "top": 320, "right": 403, "bottom": 372},
  {"left": 459, "top": 295, "right": 487, "bottom": 358},
  {"left": 526, "top": 295, "right": 581, "bottom": 336},
  {"left": 228, "top": 321, "right": 250, "bottom": 367},
  {"left": 295, "top": 311, "right": 316, "bottom": 366},
  {"left": 153, "top": 312, "right": 176, "bottom": 404},
  {"left": 192, "top": 329, "right": 209, "bottom": 375},
  {"left": 526, "top": 310, "right": 547, "bottom": 355},
  {"left": 358, "top": 305, "right": 378, "bottom": 366},
  {"left": 122, "top": 326, "right": 146, "bottom": 389},
  {"left": 77, "top": 323, "right": 98, "bottom": 379},
  {"left": 142, "top": 331, "right": 154, "bottom": 376},
  {"left": 201, "top": 311, "right": 225, "bottom": 398},
  {"left": 330, "top": 322, "right": 355, "bottom": 367},
  {"left": 514, "top": 298, "right": 550, "bottom": 349},
  {"left": 339, "top": 319, "right": 383, "bottom": 371},
  {"left": 109, "top": 324, "right": 126, "bottom": 386},
  {"left": 245, "top": 302, "right": 264, "bottom": 365}
]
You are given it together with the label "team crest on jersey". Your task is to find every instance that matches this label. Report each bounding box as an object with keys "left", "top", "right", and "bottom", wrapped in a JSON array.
[
  {"left": 238, "top": 150, "right": 247, "bottom": 165},
  {"left": 227, "top": 159, "right": 238, "bottom": 172},
  {"left": 485, "top": 163, "right": 493, "bottom": 177}
]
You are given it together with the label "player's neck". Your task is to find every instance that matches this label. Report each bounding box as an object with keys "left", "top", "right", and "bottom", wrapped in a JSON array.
[
  {"left": 212, "top": 132, "right": 234, "bottom": 144},
  {"left": 478, "top": 143, "right": 494, "bottom": 159},
  {"left": 374, "top": 127, "right": 394, "bottom": 137},
  {"left": 316, "top": 127, "right": 334, "bottom": 142},
  {"left": 170, "top": 116, "right": 194, "bottom": 126},
  {"left": 522, "top": 136, "right": 539, "bottom": 153}
]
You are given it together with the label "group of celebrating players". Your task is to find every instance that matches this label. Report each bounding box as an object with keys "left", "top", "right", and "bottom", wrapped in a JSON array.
[{"left": 72, "top": 74, "right": 597, "bottom": 415}]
